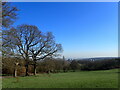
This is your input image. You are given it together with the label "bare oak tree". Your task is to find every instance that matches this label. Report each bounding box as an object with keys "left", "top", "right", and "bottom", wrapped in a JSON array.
[
  {"left": 4, "top": 24, "right": 41, "bottom": 76},
  {"left": 30, "top": 32, "right": 62, "bottom": 75},
  {"left": 3, "top": 24, "right": 63, "bottom": 76}
]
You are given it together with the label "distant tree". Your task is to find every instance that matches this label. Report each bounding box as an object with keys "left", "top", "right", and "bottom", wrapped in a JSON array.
[
  {"left": 54, "top": 58, "right": 64, "bottom": 72},
  {"left": 70, "top": 60, "right": 79, "bottom": 72},
  {"left": 62, "top": 56, "right": 70, "bottom": 72},
  {"left": 2, "top": 57, "right": 25, "bottom": 76},
  {"left": 43, "top": 58, "right": 56, "bottom": 74}
]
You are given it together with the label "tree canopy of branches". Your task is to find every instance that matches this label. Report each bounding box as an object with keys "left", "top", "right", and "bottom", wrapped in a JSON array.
[
  {"left": 3, "top": 24, "right": 63, "bottom": 76},
  {"left": 2, "top": 2, "right": 18, "bottom": 62},
  {"left": 30, "top": 31, "right": 62, "bottom": 75},
  {"left": 2, "top": 2, "right": 18, "bottom": 28}
]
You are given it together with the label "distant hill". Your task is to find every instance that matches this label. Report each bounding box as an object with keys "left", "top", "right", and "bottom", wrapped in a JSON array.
[{"left": 74, "top": 57, "right": 119, "bottom": 61}]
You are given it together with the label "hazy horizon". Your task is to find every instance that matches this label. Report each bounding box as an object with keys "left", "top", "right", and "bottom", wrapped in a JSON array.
[{"left": 12, "top": 2, "right": 118, "bottom": 58}]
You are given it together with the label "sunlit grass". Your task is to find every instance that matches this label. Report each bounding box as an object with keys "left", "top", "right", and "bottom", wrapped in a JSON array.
[{"left": 2, "top": 69, "right": 118, "bottom": 88}]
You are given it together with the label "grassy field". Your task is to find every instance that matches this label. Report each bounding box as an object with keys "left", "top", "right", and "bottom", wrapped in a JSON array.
[{"left": 2, "top": 69, "right": 118, "bottom": 88}]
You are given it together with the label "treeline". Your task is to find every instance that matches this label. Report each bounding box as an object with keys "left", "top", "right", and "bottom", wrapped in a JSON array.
[
  {"left": 78, "top": 58, "right": 120, "bottom": 71},
  {"left": 30, "top": 58, "right": 120, "bottom": 72},
  {"left": 2, "top": 57, "right": 120, "bottom": 76}
]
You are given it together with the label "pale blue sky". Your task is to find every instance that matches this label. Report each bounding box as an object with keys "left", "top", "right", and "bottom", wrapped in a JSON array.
[{"left": 12, "top": 2, "right": 118, "bottom": 58}]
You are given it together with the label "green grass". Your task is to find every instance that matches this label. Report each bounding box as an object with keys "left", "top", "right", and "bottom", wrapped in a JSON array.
[{"left": 2, "top": 69, "right": 119, "bottom": 88}]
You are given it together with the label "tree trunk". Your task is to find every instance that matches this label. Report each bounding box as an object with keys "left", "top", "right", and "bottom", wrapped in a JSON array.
[
  {"left": 14, "top": 62, "right": 19, "bottom": 77},
  {"left": 33, "top": 63, "right": 36, "bottom": 75},
  {"left": 46, "top": 70, "right": 50, "bottom": 74},
  {"left": 14, "top": 68, "right": 17, "bottom": 77},
  {"left": 25, "top": 54, "right": 29, "bottom": 76},
  {"left": 25, "top": 63, "right": 29, "bottom": 76}
]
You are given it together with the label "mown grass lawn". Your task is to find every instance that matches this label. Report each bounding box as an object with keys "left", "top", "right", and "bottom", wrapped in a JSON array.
[{"left": 2, "top": 69, "right": 119, "bottom": 88}]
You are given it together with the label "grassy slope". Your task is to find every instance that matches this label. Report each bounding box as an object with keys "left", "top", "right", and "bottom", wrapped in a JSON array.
[{"left": 2, "top": 69, "right": 118, "bottom": 88}]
